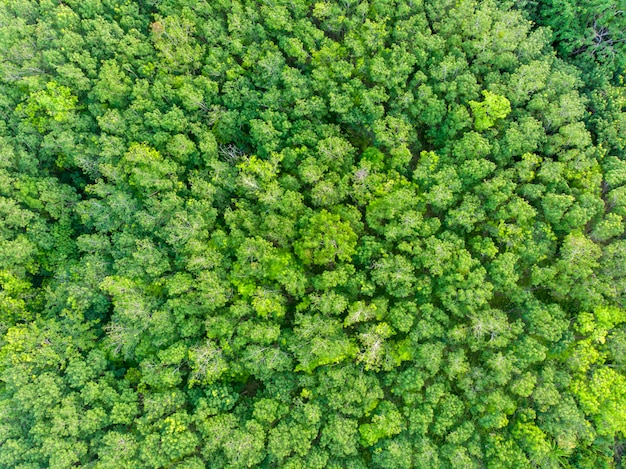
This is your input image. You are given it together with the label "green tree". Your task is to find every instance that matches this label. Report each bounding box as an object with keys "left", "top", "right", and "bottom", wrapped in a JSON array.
[{"left": 294, "top": 210, "right": 358, "bottom": 266}]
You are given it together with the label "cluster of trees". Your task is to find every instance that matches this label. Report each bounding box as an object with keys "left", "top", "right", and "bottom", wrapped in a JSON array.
[{"left": 0, "top": 0, "right": 625, "bottom": 467}]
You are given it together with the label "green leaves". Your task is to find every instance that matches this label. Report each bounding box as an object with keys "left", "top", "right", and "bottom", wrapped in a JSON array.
[
  {"left": 469, "top": 90, "right": 512, "bottom": 131},
  {"left": 294, "top": 210, "right": 357, "bottom": 266},
  {"left": 17, "top": 81, "right": 78, "bottom": 132},
  {"left": 1, "top": 0, "right": 625, "bottom": 467},
  {"left": 291, "top": 314, "right": 357, "bottom": 373},
  {"left": 188, "top": 340, "right": 228, "bottom": 385},
  {"left": 358, "top": 401, "right": 404, "bottom": 447},
  {"left": 119, "top": 143, "right": 179, "bottom": 194}
]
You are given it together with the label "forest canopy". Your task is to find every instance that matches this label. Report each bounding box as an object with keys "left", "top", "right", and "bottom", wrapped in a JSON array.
[{"left": 1, "top": 0, "right": 626, "bottom": 467}]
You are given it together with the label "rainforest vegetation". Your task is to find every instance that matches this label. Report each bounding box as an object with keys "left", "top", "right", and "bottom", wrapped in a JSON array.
[{"left": 1, "top": 0, "right": 626, "bottom": 467}]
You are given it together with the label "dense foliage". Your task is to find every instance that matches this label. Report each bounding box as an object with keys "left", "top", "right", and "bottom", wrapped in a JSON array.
[{"left": 1, "top": 0, "right": 626, "bottom": 467}]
